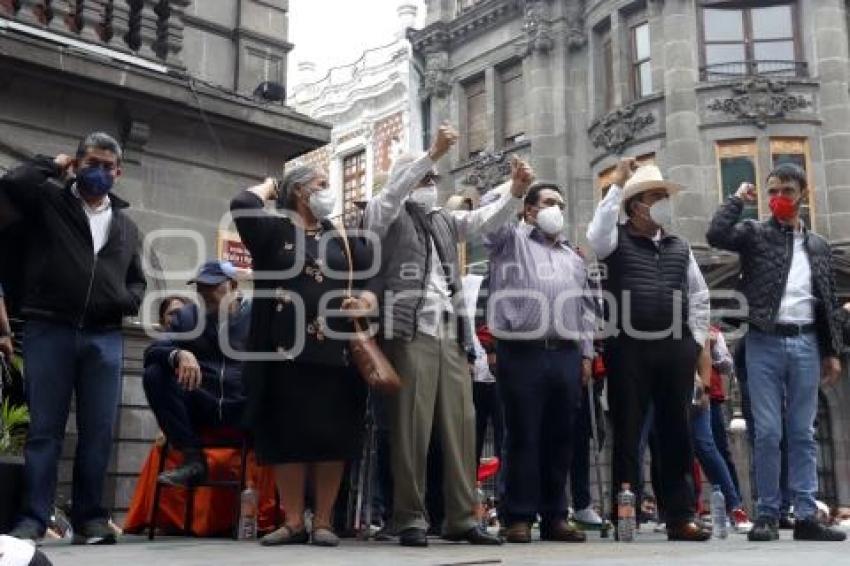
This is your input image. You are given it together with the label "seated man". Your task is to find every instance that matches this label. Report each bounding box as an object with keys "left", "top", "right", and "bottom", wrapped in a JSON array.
[{"left": 143, "top": 260, "right": 250, "bottom": 486}]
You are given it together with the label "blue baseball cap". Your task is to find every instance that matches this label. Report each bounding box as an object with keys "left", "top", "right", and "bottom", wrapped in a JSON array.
[{"left": 188, "top": 260, "right": 238, "bottom": 286}]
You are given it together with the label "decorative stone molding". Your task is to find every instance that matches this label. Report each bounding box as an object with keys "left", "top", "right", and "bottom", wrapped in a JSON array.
[
  {"left": 591, "top": 105, "right": 656, "bottom": 154},
  {"left": 463, "top": 151, "right": 513, "bottom": 191},
  {"left": 706, "top": 78, "right": 811, "bottom": 128},
  {"left": 421, "top": 51, "right": 452, "bottom": 99},
  {"left": 564, "top": 0, "right": 587, "bottom": 51},
  {"left": 517, "top": 0, "right": 553, "bottom": 56},
  {"left": 409, "top": 0, "right": 523, "bottom": 54}
]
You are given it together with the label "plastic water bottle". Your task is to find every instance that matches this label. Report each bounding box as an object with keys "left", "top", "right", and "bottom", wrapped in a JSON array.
[
  {"left": 238, "top": 483, "right": 258, "bottom": 540},
  {"left": 711, "top": 485, "right": 727, "bottom": 539},
  {"left": 475, "top": 483, "right": 487, "bottom": 528},
  {"left": 617, "top": 483, "right": 636, "bottom": 542}
]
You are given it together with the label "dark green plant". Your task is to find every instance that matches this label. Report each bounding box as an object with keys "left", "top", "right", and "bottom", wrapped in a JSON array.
[{"left": 0, "top": 399, "right": 29, "bottom": 457}]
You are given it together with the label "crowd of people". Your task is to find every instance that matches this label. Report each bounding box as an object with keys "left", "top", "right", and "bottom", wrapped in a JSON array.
[{"left": 0, "top": 125, "right": 848, "bottom": 552}]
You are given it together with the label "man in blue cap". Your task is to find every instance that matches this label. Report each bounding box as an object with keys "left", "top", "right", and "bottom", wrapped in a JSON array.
[{"left": 142, "top": 260, "right": 251, "bottom": 486}]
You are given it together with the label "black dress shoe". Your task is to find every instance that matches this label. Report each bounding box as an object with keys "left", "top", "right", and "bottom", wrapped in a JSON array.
[
  {"left": 399, "top": 527, "right": 428, "bottom": 547},
  {"left": 157, "top": 460, "right": 207, "bottom": 487},
  {"left": 443, "top": 526, "right": 503, "bottom": 545},
  {"left": 748, "top": 516, "right": 780, "bottom": 542},
  {"left": 793, "top": 518, "right": 847, "bottom": 541}
]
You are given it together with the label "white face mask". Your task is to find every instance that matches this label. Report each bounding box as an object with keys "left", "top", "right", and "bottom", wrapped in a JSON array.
[
  {"left": 308, "top": 188, "right": 336, "bottom": 219},
  {"left": 535, "top": 205, "right": 565, "bottom": 236},
  {"left": 409, "top": 185, "right": 438, "bottom": 209},
  {"left": 648, "top": 198, "right": 673, "bottom": 227}
]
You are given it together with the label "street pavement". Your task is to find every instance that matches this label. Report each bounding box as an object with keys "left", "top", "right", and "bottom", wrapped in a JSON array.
[{"left": 40, "top": 528, "right": 849, "bottom": 566}]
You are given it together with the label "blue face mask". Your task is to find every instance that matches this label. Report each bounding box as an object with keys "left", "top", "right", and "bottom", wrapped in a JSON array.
[{"left": 77, "top": 166, "right": 115, "bottom": 198}]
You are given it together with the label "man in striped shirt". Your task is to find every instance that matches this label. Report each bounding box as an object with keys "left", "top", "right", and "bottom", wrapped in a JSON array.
[{"left": 484, "top": 181, "right": 594, "bottom": 544}]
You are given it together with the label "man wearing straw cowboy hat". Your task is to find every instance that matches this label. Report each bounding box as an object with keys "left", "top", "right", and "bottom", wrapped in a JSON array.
[{"left": 587, "top": 158, "right": 711, "bottom": 542}]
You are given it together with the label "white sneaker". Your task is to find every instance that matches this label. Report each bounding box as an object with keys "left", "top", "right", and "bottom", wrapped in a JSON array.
[{"left": 573, "top": 507, "right": 603, "bottom": 526}]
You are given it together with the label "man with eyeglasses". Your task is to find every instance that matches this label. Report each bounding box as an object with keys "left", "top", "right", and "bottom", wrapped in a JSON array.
[
  {"left": 0, "top": 132, "right": 146, "bottom": 544},
  {"left": 364, "top": 124, "right": 533, "bottom": 547},
  {"left": 482, "top": 181, "right": 594, "bottom": 543}
]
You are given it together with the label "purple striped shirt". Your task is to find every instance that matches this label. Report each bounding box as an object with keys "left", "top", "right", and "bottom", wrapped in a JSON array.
[{"left": 484, "top": 222, "right": 595, "bottom": 358}]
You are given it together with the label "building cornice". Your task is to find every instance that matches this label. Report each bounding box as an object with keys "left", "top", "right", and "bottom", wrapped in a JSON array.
[{"left": 408, "top": 0, "right": 524, "bottom": 53}]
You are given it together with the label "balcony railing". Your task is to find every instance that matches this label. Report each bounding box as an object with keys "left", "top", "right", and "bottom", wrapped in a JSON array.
[
  {"left": 0, "top": 0, "right": 189, "bottom": 69},
  {"left": 701, "top": 60, "right": 808, "bottom": 82}
]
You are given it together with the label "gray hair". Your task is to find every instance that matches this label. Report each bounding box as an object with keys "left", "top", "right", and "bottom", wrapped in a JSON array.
[
  {"left": 76, "top": 132, "right": 123, "bottom": 163},
  {"left": 277, "top": 164, "right": 321, "bottom": 209}
]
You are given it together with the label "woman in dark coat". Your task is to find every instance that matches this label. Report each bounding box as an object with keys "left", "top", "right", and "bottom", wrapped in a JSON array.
[{"left": 231, "top": 167, "right": 375, "bottom": 547}]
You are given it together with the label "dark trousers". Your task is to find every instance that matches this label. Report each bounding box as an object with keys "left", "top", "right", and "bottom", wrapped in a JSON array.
[
  {"left": 19, "top": 320, "right": 123, "bottom": 532},
  {"left": 142, "top": 363, "right": 244, "bottom": 450},
  {"left": 472, "top": 381, "right": 504, "bottom": 464},
  {"left": 570, "top": 384, "right": 595, "bottom": 511},
  {"left": 497, "top": 341, "right": 581, "bottom": 524},
  {"left": 606, "top": 334, "right": 699, "bottom": 527}
]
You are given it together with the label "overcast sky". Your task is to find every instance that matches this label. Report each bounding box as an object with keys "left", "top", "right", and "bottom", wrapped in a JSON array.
[{"left": 288, "top": 0, "right": 426, "bottom": 86}]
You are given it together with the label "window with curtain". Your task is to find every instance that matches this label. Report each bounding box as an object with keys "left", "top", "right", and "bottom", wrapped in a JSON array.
[
  {"left": 716, "top": 140, "right": 759, "bottom": 220},
  {"left": 465, "top": 75, "right": 488, "bottom": 158},
  {"left": 701, "top": 2, "right": 800, "bottom": 80},
  {"left": 770, "top": 138, "right": 813, "bottom": 229},
  {"left": 603, "top": 37, "right": 615, "bottom": 111},
  {"left": 343, "top": 151, "right": 367, "bottom": 226},
  {"left": 500, "top": 62, "right": 526, "bottom": 147},
  {"left": 631, "top": 22, "right": 653, "bottom": 99}
]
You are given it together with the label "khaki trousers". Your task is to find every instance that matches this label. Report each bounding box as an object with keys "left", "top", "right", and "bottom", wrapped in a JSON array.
[{"left": 384, "top": 329, "right": 477, "bottom": 534}]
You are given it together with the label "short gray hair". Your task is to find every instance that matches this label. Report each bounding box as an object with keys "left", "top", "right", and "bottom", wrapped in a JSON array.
[
  {"left": 277, "top": 165, "right": 321, "bottom": 209},
  {"left": 76, "top": 132, "right": 123, "bottom": 163}
]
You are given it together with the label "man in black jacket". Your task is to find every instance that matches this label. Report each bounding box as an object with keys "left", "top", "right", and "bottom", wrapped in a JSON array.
[
  {"left": 0, "top": 133, "right": 146, "bottom": 544},
  {"left": 143, "top": 261, "right": 249, "bottom": 487},
  {"left": 707, "top": 163, "right": 845, "bottom": 542}
]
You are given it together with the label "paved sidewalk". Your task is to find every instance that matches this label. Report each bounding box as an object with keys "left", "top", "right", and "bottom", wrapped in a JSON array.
[{"left": 41, "top": 529, "right": 849, "bottom": 566}]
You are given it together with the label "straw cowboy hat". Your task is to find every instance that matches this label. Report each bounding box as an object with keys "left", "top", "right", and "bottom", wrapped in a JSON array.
[{"left": 620, "top": 164, "right": 684, "bottom": 219}]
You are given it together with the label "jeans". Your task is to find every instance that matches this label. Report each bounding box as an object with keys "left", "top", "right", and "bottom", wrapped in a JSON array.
[
  {"left": 19, "top": 320, "right": 123, "bottom": 532},
  {"left": 142, "top": 362, "right": 243, "bottom": 450},
  {"left": 709, "top": 401, "right": 741, "bottom": 496},
  {"left": 497, "top": 341, "right": 581, "bottom": 524},
  {"left": 691, "top": 405, "right": 742, "bottom": 510},
  {"left": 745, "top": 329, "right": 820, "bottom": 521}
]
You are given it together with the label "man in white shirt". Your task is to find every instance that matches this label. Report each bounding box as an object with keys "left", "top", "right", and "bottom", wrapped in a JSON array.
[
  {"left": 586, "top": 158, "right": 710, "bottom": 542},
  {"left": 364, "top": 125, "right": 533, "bottom": 547},
  {"left": 707, "top": 163, "right": 845, "bottom": 542}
]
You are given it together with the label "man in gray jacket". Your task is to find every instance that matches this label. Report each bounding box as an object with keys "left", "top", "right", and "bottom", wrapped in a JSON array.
[{"left": 364, "top": 124, "right": 533, "bottom": 546}]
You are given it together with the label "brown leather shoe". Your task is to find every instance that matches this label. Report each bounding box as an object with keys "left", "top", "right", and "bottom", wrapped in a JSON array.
[
  {"left": 504, "top": 522, "right": 532, "bottom": 543},
  {"left": 540, "top": 520, "right": 587, "bottom": 543},
  {"left": 667, "top": 521, "right": 711, "bottom": 542}
]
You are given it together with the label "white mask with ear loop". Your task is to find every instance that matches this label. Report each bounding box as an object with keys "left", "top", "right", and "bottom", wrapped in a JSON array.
[
  {"left": 648, "top": 198, "right": 673, "bottom": 227},
  {"left": 409, "top": 185, "right": 438, "bottom": 209},
  {"left": 308, "top": 188, "right": 337, "bottom": 219},
  {"left": 536, "top": 206, "right": 565, "bottom": 236}
]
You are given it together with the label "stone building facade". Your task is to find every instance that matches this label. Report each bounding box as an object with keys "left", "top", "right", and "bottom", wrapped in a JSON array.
[
  {"left": 410, "top": 0, "right": 850, "bottom": 508},
  {"left": 287, "top": 2, "right": 426, "bottom": 227},
  {"left": 0, "top": 0, "right": 329, "bottom": 521}
]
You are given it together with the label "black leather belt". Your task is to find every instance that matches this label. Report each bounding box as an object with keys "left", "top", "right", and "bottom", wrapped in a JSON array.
[
  {"left": 503, "top": 338, "right": 577, "bottom": 351},
  {"left": 768, "top": 323, "right": 817, "bottom": 337}
]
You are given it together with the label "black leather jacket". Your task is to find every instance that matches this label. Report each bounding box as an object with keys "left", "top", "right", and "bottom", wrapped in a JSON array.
[{"left": 707, "top": 196, "right": 843, "bottom": 357}]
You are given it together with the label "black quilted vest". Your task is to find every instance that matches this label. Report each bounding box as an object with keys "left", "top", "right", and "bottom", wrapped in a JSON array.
[{"left": 603, "top": 225, "right": 690, "bottom": 333}]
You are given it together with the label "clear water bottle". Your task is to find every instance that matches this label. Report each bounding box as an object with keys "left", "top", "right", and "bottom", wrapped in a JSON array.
[
  {"left": 475, "top": 483, "right": 487, "bottom": 528},
  {"left": 238, "top": 483, "right": 259, "bottom": 540},
  {"left": 617, "top": 482, "right": 636, "bottom": 542},
  {"left": 711, "top": 485, "right": 727, "bottom": 539}
]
